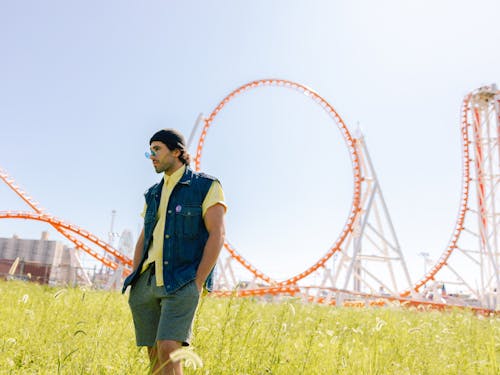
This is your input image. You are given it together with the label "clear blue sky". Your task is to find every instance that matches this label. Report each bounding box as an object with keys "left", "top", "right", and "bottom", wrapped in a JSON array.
[{"left": 1, "top": 1, "right": 499, "bottom": 284}]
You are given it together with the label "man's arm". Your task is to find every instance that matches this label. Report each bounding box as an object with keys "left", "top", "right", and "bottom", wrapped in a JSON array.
[
  {"left": 195, "top": 204, "right": 226, "bottom": 291},
  {"left": 132, "top": 227, "right": 145, "bottom": 271}
]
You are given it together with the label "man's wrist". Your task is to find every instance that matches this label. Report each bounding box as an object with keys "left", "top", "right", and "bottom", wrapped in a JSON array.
[{"left": 195, "top": 277, "right": 204, "bottom": 291}]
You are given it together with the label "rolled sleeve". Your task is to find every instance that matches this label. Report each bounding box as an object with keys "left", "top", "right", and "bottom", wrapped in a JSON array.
[{"left": 202, "top": 181, "right": 227, "bottom": 216}]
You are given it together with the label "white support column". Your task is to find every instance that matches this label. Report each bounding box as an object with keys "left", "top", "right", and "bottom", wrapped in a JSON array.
[
  {"left": 323, "top": 130, "right": 414, "bottom": 303},
  {"left": 70, "top": 249, "right": 92, "bottom": 286},
  {"left": 213, "top": 254, "right": 238, "bottom": 291}
]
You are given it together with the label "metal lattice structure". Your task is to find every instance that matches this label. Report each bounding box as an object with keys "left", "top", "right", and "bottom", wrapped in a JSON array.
[{"left": 406, "top": 85, "right": 500, "bottom": 310}]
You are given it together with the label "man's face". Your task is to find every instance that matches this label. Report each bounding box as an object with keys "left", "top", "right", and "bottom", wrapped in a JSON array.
[{"left": 149, "top": 141, "right": 180, "bottom": 174}]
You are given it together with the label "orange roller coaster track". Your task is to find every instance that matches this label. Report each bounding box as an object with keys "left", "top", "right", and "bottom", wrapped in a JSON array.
[
  {"left": 195, "top": 79, "right": 363, "bottom": 287},
  {"left": 195, "top": 79, "right": 499, "bottom": 313},
  {"left": 0, "top": 169, "right": 132, "bottom": 273},
  {"left": 399, "top": 85, "right": 500, "bottom": 310},
  {"left": 401, "top": 93, "right": 474, "bottom": 296}
]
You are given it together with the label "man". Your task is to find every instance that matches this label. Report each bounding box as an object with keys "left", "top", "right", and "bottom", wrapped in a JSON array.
[{"left": 122, "top": 128, "right": 226, "bottom": 375}]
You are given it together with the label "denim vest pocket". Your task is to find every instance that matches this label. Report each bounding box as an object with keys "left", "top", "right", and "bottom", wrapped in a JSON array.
[{"left": 175, "top": 205, "right": 203, "bottom": 239}]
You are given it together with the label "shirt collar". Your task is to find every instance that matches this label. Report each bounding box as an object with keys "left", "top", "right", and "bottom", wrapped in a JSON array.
[{"left": 163, "top": 165, "right": 186, "bottom": 188}]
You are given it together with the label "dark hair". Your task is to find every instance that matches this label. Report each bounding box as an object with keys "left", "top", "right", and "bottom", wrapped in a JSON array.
[{"left": 150, "top": 128, "right": 191, "bottom": 165}]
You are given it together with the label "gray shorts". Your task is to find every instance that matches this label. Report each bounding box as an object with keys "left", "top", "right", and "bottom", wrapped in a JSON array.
[{"left": 128, "top": 266, "right": 200, "bottom": 347}]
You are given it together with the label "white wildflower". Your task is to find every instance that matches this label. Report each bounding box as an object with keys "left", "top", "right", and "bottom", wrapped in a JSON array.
[
  {"left": 169, "top": 348, "right": 203, "bottom": 370},
  {"left": 20, "top": 294, "right": 29, "bottom": 304},
  {"left": 287, "top": 303, "right": 296, "bottom": 316},
  {"left": 374, "top": 317, "right": 386, "bottom": 332},
  {"left": 352, "top": 327, "right": 363, "bottom": 334}
]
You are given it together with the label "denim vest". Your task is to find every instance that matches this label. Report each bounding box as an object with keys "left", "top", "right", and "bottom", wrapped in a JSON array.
[{"left": 122, "top": 166, "right": 215, "bottom": 294}]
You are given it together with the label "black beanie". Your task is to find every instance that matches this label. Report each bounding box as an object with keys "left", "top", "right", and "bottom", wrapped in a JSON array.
[{"left": 149, "top": 129, "right": 186, "bottom": 151}]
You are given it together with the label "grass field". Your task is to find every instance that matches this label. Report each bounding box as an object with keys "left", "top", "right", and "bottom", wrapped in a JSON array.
[{"left": 0, "top": 280, "right": 498, "bottom": 374}]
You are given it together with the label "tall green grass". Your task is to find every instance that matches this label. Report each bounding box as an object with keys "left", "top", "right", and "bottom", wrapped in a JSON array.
[{"left": 0, "top": 280, "right": 498, "bottom": 374}]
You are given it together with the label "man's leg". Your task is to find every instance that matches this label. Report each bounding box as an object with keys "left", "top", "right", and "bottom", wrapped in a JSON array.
[
  {"left": 128, "top": 267, "right": 162, "bottom": 371},
  {"left": 157, "top": 340, "right": 182, "bottom": 374},
  {"left": 154, "top": 281, "right": 200, "bottom": 374},
  {"left": 147, "top": 345, "right": 159, "bottom": 373}
]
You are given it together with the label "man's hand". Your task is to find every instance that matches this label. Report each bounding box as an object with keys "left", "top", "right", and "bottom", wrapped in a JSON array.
[
  {"left": 132, "top": 228, "right": 145, "bottom": 271},
  {"left": 195, "top": 203, "right": 226, "bottom": 294}
]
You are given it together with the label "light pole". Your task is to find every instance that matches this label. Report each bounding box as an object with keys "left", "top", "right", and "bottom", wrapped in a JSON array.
[{"left": 418, "top": 252, "right": 430, "bottom": 274}]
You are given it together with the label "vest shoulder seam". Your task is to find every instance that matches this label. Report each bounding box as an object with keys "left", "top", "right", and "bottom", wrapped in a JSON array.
[{"left": 144, "top": 181, "right": 162, "bottom": 196}]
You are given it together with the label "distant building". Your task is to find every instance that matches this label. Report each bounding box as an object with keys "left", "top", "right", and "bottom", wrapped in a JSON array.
[{"left": 0, "top": 231, "right": 86, "bottom": 285}]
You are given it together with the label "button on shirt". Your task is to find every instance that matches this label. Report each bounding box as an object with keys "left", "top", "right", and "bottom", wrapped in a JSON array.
[{"left": 141, "top": 165, "right": 226, "bottom": 286}]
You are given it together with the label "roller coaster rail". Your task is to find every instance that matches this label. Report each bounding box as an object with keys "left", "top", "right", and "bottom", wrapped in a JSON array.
[{"left": 1, "top": 79, "right": 498, "bottom": 314}]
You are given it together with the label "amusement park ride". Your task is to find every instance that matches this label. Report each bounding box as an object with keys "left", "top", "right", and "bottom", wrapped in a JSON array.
[{"left": 1, "top": 79, "right": 499, "bottom": 314}]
